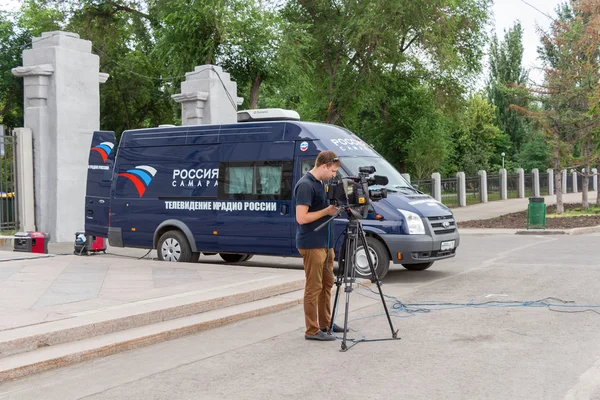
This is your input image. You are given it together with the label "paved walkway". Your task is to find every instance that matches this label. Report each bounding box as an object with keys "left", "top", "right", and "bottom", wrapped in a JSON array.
[
  {"left": 0, "top": 251, "right": 304, "bottom": 333},
  {"left": 452, "top": 192, "right": 597, "bottom": 222}
]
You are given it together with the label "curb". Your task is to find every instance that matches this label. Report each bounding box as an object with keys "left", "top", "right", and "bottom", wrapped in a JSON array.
[{"left": 459, "top": 225, "right": 600, "bottom": 236}]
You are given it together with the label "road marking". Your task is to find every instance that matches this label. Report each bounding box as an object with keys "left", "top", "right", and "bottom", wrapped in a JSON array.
[
  {"left": 485, "top": 294, "right": 508, "bottom": 298},
  {"left": 564, "top": 357, "right": 600, "bottom": 400}
]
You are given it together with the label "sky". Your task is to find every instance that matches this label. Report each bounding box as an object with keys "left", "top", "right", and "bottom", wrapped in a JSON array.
[
  {"left": 490, "top": 0, "right": 564, "bottom": 86},
  {"left": 1, "top": 0, "right": 565, "bottom": 86}
]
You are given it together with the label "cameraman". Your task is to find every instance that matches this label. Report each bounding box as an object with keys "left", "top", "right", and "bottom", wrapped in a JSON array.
[{"left": 294, "top": 150, "right": 348, "bottom": 341}]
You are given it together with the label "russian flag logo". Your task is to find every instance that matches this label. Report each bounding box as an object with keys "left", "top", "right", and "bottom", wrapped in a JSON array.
[
  {"left": 118, "top": 165, "right": 157, "bottom": 197},
  {"left": 91, "top": 142, "right": 114, "bottom": 163}
]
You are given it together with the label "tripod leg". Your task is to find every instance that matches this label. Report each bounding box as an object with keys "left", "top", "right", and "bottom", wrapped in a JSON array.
[
  {"left": 329, "top": 225, "right": 349, "bottom": 335},
  {"left": 340, "top": 222, "right": 360, "bottom": 351},
  {"left": 329, "top": 254, "right": 343, "bottom": 335},
  {"left": 358, "top": 225, "right": 399, "bottom": 339}
]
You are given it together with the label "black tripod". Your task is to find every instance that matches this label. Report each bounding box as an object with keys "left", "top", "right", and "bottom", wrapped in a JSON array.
[{"left": 318, "top": 206, "right": 400, "bottom": 351}]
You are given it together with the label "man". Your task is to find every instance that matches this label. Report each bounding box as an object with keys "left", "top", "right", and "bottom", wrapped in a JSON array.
[{"left": 294, "top": 150, "right": 348, "bottom": 341}]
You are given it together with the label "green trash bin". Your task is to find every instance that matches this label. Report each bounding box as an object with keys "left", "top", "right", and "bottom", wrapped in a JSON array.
[{"left": 527, "top": 197, "right": 546, "bottom": 229}]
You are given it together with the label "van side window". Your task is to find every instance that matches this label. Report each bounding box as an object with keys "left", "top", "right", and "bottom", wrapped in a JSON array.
[{"left": 219, "top": 161, "right": 292, "bottom": 200}]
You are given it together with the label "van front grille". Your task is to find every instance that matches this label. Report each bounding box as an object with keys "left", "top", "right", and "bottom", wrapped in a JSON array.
[{"left": 428, "top": 215, "right": 456, "bottom": 234}]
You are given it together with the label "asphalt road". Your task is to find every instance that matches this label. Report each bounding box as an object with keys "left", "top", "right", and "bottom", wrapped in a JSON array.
[{"left": 2, "top": 232, "right": 600, "bottom": 400}]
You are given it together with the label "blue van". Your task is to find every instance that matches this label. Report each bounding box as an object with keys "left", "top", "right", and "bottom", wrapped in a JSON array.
[{"left": 84, "top": 109, "right": 459, "bottom": 279}]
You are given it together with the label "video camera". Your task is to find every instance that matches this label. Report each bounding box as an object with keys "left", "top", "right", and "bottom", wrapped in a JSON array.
[{"left": 325, "top": 166, "right": 388, "bottom": 217}]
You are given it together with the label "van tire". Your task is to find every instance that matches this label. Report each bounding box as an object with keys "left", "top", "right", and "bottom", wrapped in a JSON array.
[
  {"left": 220, "top": 253, "right": 249, "bottom": 263},
  {"left": 340, "top": 237, "right": 390, "bottom": 281},
  {"left": 402, "top": 262, "right": 434, "bottom": 271},
  {"left": 157, "top": 230, "right": 194, "bottom": 263}
]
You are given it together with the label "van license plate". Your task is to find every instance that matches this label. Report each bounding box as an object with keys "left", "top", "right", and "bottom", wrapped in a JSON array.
[{"left": 441, "top": 240, "right": 455, "bottom": 251}]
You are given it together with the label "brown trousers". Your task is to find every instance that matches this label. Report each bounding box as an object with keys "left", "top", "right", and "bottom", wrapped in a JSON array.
[{"left": 298, "top": 248, "right": 335, "bottom": 336}]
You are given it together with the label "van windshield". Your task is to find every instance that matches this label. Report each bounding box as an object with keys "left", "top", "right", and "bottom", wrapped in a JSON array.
[{"left": 339, "top": 156, "right": 413, "bottom": 191}]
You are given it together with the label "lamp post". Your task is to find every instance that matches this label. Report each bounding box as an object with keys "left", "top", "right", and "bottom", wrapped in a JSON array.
[{"left": 501, "top": 152, "right": 505, "bottom": 169}]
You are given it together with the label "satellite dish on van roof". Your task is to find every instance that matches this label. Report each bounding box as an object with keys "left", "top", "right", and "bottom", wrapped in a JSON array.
[{"left": 237, "top": 108, "right": 300, "bottom": 123}]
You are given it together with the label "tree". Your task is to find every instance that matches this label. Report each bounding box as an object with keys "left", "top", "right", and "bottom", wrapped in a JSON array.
[
  {"left": 282, "top": 0, "right": 492, "bottom": 124},
  {"left": 537, "top": 0, "right": 600, "bottom": 211},
  {"left": 487, "top": 22, "right": 531, "bottom": 156},
  {"left": 453, "top": 94, "right": 505, "bottom": 176},
  {"left": 0, "top": 12, "right": 28, "bottom": 132},
  {"left": 219, "top": 0, "right": 283, "bottom": 109}
]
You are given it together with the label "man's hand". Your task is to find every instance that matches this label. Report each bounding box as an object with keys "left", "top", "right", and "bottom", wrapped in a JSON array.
[
  {"left": 325, "top": 205, "right": 338, "bottom": 216},
  {"left": 296, "top": 204, "right": 338, "bottom": 225}
]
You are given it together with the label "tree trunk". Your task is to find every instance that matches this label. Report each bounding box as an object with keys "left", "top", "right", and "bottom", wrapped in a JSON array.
[
  {"left": 553, "top": 125, "right": 563, "bottom": 214},
  {"left": 597, "top": 161, "right": 600, "bottom": 207},
  {"left": 249, "top": 74, "right": 262, "bottom": 109},
  {"left": 555, "top": 165, "right": 563, "bottom": 214},
  {"left": 582, "top": 135, "right": 591, "bottom": 210},
  {"left": 582, "top": 169, "right": 589, "bottom": 210},
  {"left": 325, "top": 108, "right": 339, "bottom": 124}
]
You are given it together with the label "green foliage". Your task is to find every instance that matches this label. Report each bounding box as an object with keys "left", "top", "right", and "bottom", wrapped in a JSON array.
[
  {"left": 517, "top": 132, "right": 551, "bottom": 171},
  {"left": 451, "top": 94, "right": 506, "bottom": 176},
  {"left": 487, "top": 22, "right": 531, "bottom": 155},
  {"left": 0, "top": 12, "right": 28, "bottom": 131}
]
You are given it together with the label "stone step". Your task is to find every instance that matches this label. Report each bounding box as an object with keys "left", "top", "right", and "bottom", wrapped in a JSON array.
[
  {"left": 0, "top": 276, "right": 304, "bottom": 358},
  {"left": 0, "top": 290, "right": 304, "bottom": 382}
]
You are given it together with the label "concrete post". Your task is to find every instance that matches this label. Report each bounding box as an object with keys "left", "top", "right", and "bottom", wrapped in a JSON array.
[
  {"left": 401, "top": 173, "right": 411, "bottom": 184},
  {"left": 12, "top": 128, "right": 36, "bottom": 232},
  {"left": 172, "top": 65, "right": 244, "bottom": 125},
  {"left": 572, "top": 169, "right": 578, "bottom": 193},
  {"left": 457, "top": 172, "right": 466, "bottom": 207},
  {"left": 532, "top": 168, "right": 540, "bottom": 197},
  {"left": 593, "top": 168, "right": 598, "bottom": 192},
  {"left": 547, "top": 169, "right": 554, "bottom": 195},
  {"left": 12, "top": 31, "right": 109, "bottom": 242},
  {"left": 562, "top": 169, "right": 567, "bottom": 194},
  {"left": 478, "top": 170, "right": 488, "bottom": 203},
  {"left": 432, "top": 172, "right": 441, "bottom": 202},
  {"left": 500, "top": 169, "right": 508, "bottom": 200},
  {"left": 517, "top": 168, "right": 525, "bottom": 198}
]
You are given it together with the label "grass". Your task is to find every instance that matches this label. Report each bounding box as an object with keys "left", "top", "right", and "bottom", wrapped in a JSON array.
[{"left": 546, "top": 205, "right": 600, "bottom": 218}]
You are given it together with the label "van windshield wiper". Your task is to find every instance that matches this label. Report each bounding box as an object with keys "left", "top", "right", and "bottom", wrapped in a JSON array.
[
  {"left": 370, "top": 185, "right": 399, "bottom": 193},
  {"left": 389, "top": 185, "right": 421, "bottom": 194}
]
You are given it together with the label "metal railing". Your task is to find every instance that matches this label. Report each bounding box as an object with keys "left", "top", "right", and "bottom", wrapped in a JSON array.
[
  {"left": 539, "top": 173, "right": 549, "bottom": 195},
  {"left": 415, "top": 179, "right": 433, "bottom": 196},
  {"left": 465, "top": 176, "right": 481, "bottom": 205},
  {"left": 440, "top": 177, "right": 458, "bottom": 208},
  {"left": 487, "top": 174, "right": 501, "bottom": 202},
  {"left": 507, "top": 174, "right": 519, "bottom": 199},
  {"left": 0, "top": 136, "right": 17, "bottom": 231},
  {"left": 524, "top": 173, "right": 534, "bottom": 198}
]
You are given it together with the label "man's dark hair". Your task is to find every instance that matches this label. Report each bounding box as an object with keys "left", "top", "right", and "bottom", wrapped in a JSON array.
[{"left": 315, "top": 150, "right": 340, "bottom": 168}]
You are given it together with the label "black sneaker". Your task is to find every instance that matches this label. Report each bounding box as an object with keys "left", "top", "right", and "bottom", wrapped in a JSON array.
[
  {"left": 305, "top": 331, "right": 336, "bottom": 341},
  {"left": 321, "top": 323, "right": 349, "bottom": 333}
]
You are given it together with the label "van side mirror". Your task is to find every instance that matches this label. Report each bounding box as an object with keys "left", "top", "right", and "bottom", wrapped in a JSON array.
[{"left": 412, "top": 184, "right": 419, "bottom": 190}]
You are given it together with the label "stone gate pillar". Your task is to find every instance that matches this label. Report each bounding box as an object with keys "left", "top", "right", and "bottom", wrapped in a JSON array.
[
  {"left": 12, "top": 31, "right": 109, "bottom": 242},
  {"left": 172, "top": 65, "right": 243, "bottom": 125}
]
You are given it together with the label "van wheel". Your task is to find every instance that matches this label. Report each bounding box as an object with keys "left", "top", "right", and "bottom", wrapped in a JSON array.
[
  {"left": 220, "top": 253, "right": 249, "bottom": 263},
  {"left": 340, "top": 237, "right": 390, "bottom": 281},
  {"left": 402, "top": 262, "right": 433, "bottom": 271},
  {"left": 157, "top": 231, "right": 194, "bottom": 262},
  {"left": 242, "top": 255, "right": 253, "bottom": 262}
]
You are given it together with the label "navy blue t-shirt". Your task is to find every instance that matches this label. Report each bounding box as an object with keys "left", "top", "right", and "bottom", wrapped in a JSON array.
[{"left": 294, "top": 172, "right": 334, "bottom": 249}]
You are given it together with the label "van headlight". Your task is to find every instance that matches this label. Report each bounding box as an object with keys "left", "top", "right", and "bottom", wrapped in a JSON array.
[{"left": 398, "top": 209, "right": 425, "bottom": 235}]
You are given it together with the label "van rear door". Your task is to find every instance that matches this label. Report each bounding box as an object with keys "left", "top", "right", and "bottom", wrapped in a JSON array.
[{"left": 85, "top": 131, "right": 116, "bottom": 237}]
